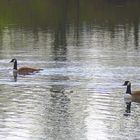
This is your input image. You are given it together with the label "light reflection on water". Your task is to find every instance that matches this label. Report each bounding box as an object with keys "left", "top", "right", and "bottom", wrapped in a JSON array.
[{"left": 0, "top": 25, "right": 140, "bottom": 140}]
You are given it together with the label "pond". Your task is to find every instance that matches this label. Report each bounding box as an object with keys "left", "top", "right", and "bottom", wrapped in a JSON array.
[{"left": 0, "top": 0, "right": 140, "bottom": 140}]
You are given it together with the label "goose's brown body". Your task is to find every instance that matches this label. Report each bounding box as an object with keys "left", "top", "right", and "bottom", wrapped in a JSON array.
[
  {"left": 132, "top": 91, "right": 140, "bottom": 96},
  {"left": 131, "top": 91, "right": 140, "bottom": 102},
  {"left": 18, "top": 67, "right": 42, "bottom": 75}
]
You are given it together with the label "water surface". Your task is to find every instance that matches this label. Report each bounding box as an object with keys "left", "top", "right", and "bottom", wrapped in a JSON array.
[{"left": 0, "top": 1, "right": 140, "bottom": 140}]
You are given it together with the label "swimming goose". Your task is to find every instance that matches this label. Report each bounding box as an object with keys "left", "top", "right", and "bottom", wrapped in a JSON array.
[
  {"left": 10, "top": 58, "right": 42, "bottom": 80},
  {"left": 123, "top": 81, "right": 140, "bottom": 103}
]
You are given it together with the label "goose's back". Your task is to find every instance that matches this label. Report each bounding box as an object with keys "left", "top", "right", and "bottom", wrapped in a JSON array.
[
  {"left": 132, "top": 91, "right": 140, "bottom": 102},
  {"left": 132, "top": 91, "right": 140, "bottom": 96},
  {"left": 18, "top": 67, "right": 42, "bottom": 75}
]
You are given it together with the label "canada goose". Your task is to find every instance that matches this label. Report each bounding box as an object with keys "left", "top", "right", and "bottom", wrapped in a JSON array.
[
  {"left": 123, "top": 81, "right": 140, "bottom": 103},
  {"left": 10, "top": 58, "right": 42, "bottom": 80}
]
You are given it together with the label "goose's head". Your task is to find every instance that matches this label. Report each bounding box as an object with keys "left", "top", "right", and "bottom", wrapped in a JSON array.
[
  {"left": 10, "top": 58, "right": 17, "bottom": 63},
  {"left": 123, "top": 81, "right": 131, "bottom": 86}
]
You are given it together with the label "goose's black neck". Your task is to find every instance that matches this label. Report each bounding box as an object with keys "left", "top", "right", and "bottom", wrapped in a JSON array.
[
  {"left": 13, "top": 60, "right": 17, "bottom": 70},
  {"left": 126, "top": 84, "right": 131, "bottom": 94}
]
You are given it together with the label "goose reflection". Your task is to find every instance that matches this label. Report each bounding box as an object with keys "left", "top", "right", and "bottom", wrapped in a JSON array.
[
  {"left": 124, "top": 99, "right": 140, "bottom": 116},
  {"left": 124, "top": 102, "right": 131, "bottom": 116}
]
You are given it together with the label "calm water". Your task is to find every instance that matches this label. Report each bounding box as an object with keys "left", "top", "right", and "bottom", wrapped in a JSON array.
[{"left": 0, "top": 1, "right": 140, "bottom": 140}]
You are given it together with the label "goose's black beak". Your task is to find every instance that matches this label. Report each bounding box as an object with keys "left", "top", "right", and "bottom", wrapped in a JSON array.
[
  {"left": 122, "top": 81, "right": 130, "bottom": 86},
  {"left": 10, "top": 58, "right": 15, "bottom": 63}
]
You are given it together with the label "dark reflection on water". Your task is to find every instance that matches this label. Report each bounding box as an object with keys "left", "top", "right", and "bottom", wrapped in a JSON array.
[
  {"left": 0, "top": 0, "right": 140, "bottom": 48},
  {"left": 48, "top": 88, "right": 72, "bottom": 140},
  {"left": 52, "top": 24, "right": 67, "bottom": 61},
  {"left": 133, "top": 20, "right": 139, "bottom": 47}
]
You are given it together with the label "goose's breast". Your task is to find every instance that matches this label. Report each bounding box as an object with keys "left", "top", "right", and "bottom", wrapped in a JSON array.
[{"left": 124, "top": 94, "right": 132, "bottom": 103}]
